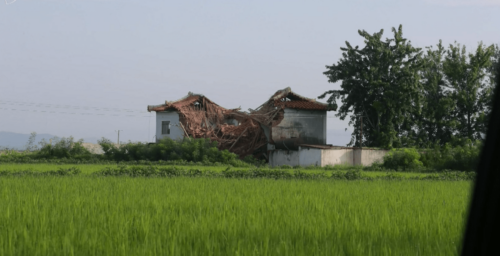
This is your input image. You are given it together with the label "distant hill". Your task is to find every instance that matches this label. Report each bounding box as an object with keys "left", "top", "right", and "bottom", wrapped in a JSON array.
[{"left": 0, "top": 131, "right": 100, "bottom": 150}]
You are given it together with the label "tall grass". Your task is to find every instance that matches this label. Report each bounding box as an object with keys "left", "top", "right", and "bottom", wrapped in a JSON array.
[{"left": 0, "top": 176, "right": 471, "bottom": 255}]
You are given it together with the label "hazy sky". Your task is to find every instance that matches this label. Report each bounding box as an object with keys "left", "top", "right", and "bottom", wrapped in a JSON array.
[{"left": 1, "top": 0, "right": 499, "bottom": 145}]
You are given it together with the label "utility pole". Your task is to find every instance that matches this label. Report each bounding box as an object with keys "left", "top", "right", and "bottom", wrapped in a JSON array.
[
  {"left": 115, "top": 130, "right": 123, "bottom": 146},
  {"left": 360, "top": 115, "right": 363, "bottom": 148},
  {"left": 356, "top": 114, "right": 364, "bottom": 148}
]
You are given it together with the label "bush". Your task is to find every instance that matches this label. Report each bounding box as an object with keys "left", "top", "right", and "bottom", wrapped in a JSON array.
[
  {"left": 0, "top": 167, "right": 81, "bottom": 177},
  {"left": 0, "top": 137, "right": 95, "bottom": 162},
  {"left": 37, "top": 137, "right": 93, "bottom": 160},
  {"left": 242, "top": 155, "right": 267, "bottom": 167},
  {"left": 0, "top": 136, "right": 258, "bottom": 167},
  {"left": 383, "top": 148, "right": 423, "bottom": 171},
  {"left": 420, "top": 140, "right": 481, "bottom": 172},
  {"left": 324, "top": 164, "right": 362, "bottom": 171},
  {"left": 98, "top": 137, "right": 255, "bottom": 166}
]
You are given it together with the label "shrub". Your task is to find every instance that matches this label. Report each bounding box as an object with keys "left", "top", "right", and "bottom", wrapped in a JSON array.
[
  {"left": 37, "top": 137, "right": 93, "bottom": 160},
  {"left": 98, "top": 137, "right": 243, "bottom": 164},
  {"left": 324, "top": 164, "right": 361, "bottom": 171},
  {"left": 382, "top": 148, "right": 423, "bottom": 171},
  {"left": 420, "top": 140, "right": 481, "bottom": 172},
  {"left": 305, "top": 165, "right": 319, "bottom": 170},
  {"left": 0, "top": 167, "right": 81, "bottom": 177}
]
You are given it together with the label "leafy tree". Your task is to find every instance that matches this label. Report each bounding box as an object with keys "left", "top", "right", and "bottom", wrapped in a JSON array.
[
  {"left": 442, "top": 42, "right": 494, "bottom": 141},
  {"left": 25, "top": 132, "right": 38, "bottom": 152},
  {"left": 37, "top": 137, "right": 92, "bottom": 159},
  {"left": 491, "top": 44, "right": 500, "bottom": 81},
  {"left": 320, "top": 25, "right": 422, "bottom": 148},
  {"left": 414, "top": 41, "right": 456, "bottom": 147},
  {"left": 486, "top": 44, "right": 500, "bottom": 110}
]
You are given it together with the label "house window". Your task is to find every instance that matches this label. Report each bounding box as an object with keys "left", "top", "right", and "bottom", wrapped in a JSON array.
[{"left": 162, "top": 121, "right": 170, "bottom": 134}]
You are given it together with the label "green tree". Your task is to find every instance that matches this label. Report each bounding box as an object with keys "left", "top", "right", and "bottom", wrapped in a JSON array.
[
  {"left": 491, "top": 44, "right": 500, "bottom": 80},
  {"left": 486, "top": 44, "right": 500, "bottom": 110},
  {"left": 25, "top": 132, "right": 38, "bottom": 152},
  {"left": 320, "top": 25, "right": 422, "bottom": 148},
  {"left": 443, "top": 42, "right": 494, "bottom": 141},
  {"left": 414, "top": 41, "right": 456, "bottom": 147}
]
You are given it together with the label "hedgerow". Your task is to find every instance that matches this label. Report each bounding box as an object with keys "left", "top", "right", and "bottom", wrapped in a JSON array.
[
  {"left": 0, "top": 137, "right": 261, "bottom": 167},
  {"left": 90, "top": 166, "right": 475, "bottom": 181}
]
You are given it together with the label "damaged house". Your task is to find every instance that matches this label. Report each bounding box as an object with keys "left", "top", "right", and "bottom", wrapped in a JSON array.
[
  {"left": 147, "top": 87, "right": 388, "bottom": 166},
  {"left": 147, "top": 92, "right": 267, "bottom": 158},
  {"left": 255, "top": 87, "right": 334, "bottom": 151}
]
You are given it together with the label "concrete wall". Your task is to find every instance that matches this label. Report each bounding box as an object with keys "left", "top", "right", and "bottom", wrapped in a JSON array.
[
  {"left": 269, "top": 150, "right": 300, "bottom": 167},
  {"left": 272, "top": 108, "right": 326, "bottom": 150},
  {"left": 298, "top": 147, "right": 322, "bottom": 167},
  {"left": 353, "top": 149, "right": 362, "bottom": 166},
  {"left": 321, "top": 149, "right": 354, "bottom": 167},
  {"left": 156, "top": 111, "right": 184, "bottom": 141},
  {"left": 269, "top": 148, "right": 389, "bottom": 167},
  {"left": 360, "top": 149, "right": 389, "bottom": 166}
]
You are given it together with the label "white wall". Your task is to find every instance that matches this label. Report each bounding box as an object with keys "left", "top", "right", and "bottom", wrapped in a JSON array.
[
  {"left": 269, "top": 148, "right": 323, "bottom": 167},
  {"left": 360, "top": 149, "right": 389, "bottom": 166},
  {"left": 155, "top": 111, "right": 184, "bottom": 141},
  {"left": 298, "top": 147, "right": 322, "bottom": 167},
  {"left": 269, "top": 148, "right": 389, "bottom": 167},
  {"left": 321, "top": 149, "right": 354, "bottom": 167},
  {"left": 353, "top": 149, "right": 362, "bottom": 166}
]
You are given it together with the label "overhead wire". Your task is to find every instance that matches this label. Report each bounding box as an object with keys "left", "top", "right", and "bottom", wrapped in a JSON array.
[
  {"left": 0, "top": 100, "right": 339, "bottom": 118},
  {"left": 0, "top": 99, "right": 150, "bottom": 117},
  {"left": 0, "top": 100, "right": 145, "bottom": 114},
  {"left": 0, "top": 107, "right": 150, "bottom": 118}
]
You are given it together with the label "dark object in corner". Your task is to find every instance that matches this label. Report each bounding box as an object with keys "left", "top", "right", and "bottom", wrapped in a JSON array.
[{"left": 461, "top": 63, "right": 500, "bottom": 255}]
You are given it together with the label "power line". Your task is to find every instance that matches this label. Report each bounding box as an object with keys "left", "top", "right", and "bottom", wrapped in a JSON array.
[
  {"left": 0, "top": 107, "right": 150, "bottom": 118},
  {"left": 0, "top": 100, "right": 146, "bottom": 114},
  {"left": 0, "top": 107, "right": 341, "bottom": 119}
]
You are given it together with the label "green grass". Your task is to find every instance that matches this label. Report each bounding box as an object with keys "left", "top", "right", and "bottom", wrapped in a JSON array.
[{"left": 0, "top": 174, "right": 471, "bottom": 255}]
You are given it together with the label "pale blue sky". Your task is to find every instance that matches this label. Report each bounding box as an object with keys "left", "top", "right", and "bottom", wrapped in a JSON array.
[{"left": 1, "top": 0, "right": 499, "bottom": 145}]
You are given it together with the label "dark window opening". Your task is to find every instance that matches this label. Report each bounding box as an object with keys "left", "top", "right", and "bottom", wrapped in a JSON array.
[
  {"left": 193, "top": 101, "right": 203, "bottom": 111},
  {"left": 162, "top": 121, "right": 170, "bottom": 135}
]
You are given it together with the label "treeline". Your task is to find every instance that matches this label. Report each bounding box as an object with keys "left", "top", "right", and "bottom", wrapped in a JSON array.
[{"left": 320, "top": 25, "right": 500, "bottom": 149}]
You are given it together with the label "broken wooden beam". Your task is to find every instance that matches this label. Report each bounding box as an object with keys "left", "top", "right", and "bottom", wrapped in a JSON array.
[{"left": 229, "top": 127, "right": 248, "bottom": 151}]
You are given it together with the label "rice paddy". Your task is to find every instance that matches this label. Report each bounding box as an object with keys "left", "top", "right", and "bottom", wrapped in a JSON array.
[{"left": 0, "top": 164, "right": 472, "bottom": 255}]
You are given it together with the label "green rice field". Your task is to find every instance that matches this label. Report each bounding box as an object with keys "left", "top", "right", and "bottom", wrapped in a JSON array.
[{"left": 0, "top": 164, "right": 472, "bottom": 255}]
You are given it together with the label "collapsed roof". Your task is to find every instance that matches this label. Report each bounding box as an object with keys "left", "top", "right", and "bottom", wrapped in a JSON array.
[
  {"left": 147, "top": 88, "right": 335, "bottom": 159},
  {"left": 266, "top": 87, "right": 335, "bottom": 111}
]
